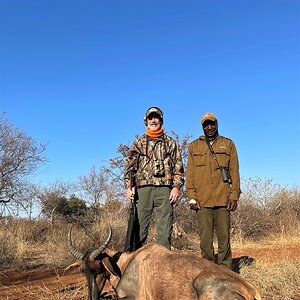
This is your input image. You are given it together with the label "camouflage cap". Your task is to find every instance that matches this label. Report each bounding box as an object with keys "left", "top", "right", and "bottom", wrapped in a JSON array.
[
  {"left": 144, "top": 107, "right": 163, "bottom": 125},
  {"left": 201, "top": 112, "right": 217, "bottom": 125}
]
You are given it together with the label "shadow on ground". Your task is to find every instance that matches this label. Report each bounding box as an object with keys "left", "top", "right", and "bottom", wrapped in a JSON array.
[{"left": 232, "top": 256, "right": 255, "bottom": 273}]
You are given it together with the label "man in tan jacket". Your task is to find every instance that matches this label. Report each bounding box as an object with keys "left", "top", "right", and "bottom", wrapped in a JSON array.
[{"left": 186, "top": 112, "right": 240, "bottom": 269}]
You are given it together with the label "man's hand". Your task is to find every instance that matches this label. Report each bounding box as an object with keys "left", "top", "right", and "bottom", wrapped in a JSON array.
[
  {"left": 189, "top": 199, "right": 199, "bottom": 211},
  {"left": 169, "top": 187, "right": 179, "bottom": 204},
  {"left": 125, "top": 187, "right": 135, "bottom": 201},
  {"left": 227, "top": 200, "right": 238, "bottom": 211}
]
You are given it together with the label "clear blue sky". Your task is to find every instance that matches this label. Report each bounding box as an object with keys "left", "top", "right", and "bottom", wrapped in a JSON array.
[{"left": 1, "top": 0, "right": 299, "bottom": 188}]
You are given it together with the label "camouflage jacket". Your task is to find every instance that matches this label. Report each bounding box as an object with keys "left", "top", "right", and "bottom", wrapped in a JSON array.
[{"left": 124, "top": 134, "right": 184, "bottom": 189}]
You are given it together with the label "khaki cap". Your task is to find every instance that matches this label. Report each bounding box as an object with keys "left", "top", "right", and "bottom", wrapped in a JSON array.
[{"left": 201, "top": 112, "right": 217, "bottom": 125}]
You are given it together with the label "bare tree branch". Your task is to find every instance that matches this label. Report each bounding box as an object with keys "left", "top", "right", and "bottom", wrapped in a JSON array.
[{"left": 0, "top": 116, "right": 47, "bottom": 208}]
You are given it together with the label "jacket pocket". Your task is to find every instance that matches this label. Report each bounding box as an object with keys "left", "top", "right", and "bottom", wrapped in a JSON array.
[
  {"left": 214, "top": 150, "right": 230, "bottom": 167},
  {"left": 193, "top": 151, "right": 208, "bottom": 166}
]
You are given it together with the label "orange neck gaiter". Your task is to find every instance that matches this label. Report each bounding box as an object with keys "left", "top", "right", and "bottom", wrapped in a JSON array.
[{"left": 146, "top": 128, "right": 164, "bottom": 139}]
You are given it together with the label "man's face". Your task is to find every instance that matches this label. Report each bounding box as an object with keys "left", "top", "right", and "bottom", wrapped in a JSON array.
[
  {"left": 203, "top": 120, "right": 217, "bottom": 137},
  {"left": 146, "top": 113, "right": 162, "bottom": 131}
]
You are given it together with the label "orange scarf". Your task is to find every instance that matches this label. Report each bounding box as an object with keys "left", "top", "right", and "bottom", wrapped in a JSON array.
[{"left": 146, "top": 128, "right": 164, "bottom": 139}]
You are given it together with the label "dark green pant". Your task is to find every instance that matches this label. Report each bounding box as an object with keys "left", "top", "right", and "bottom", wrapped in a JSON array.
[
  {"left": 136, "top": 186, "right": 173, "bottom": 249},
  {"left": 196, "top": 207, "right": 232, "bottom": 269}
]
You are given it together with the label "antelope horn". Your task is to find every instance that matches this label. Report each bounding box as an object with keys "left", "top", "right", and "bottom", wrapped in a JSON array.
[
  {"left": 89, "top": 225, "right": 112, "bottom": 260},
  {"left": 67, "top": 226, "right": 84, "bottom": 260}
]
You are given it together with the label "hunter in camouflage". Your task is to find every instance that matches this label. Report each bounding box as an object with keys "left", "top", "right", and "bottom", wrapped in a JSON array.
[{"left": 124, "top": 107, "right": 184, "bottom": 249}]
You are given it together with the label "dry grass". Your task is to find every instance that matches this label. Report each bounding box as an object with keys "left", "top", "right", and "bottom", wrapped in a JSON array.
[
  {"left": 1, "top": 211, "right": 300, "bottom": 299},
  {"left": 241, "top": 257, "right": 300, "bottom": 300},
  {"left": 232, "top": 231, "right": 300, "bottom": 299},
  {"left": 231, "top": 229, "right": 300, "bottom": 250}
]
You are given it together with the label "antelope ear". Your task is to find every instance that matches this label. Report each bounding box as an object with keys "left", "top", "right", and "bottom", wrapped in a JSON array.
[
  {"left": 65, "top": 260, "right": 80, "bottom": 271},
  {"left": 102, "top": 257, "right": 122, "bottom": 277}
]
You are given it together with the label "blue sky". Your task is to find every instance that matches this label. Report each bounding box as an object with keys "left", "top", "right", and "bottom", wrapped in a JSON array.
[{"left": 1, "top": 0, "right": 299, "bottom": 188}]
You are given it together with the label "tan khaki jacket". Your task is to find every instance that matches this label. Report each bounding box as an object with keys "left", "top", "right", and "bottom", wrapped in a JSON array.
[{"left": 186, "top": 135, "right": 241, "bottom": 207}]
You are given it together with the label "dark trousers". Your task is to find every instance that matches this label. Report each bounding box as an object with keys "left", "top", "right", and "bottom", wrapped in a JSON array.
[
  {"left": 196, "top": 207, "right": 232, "bottom": 269},
  {"left": 137, "top": 186, "right": 173, "bottom": 249}
]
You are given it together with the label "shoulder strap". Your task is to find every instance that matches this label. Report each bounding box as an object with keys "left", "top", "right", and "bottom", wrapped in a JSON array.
[
  {"left": 205, "top": 139, "right": 232, "bottom": 186},
  {"left": 162, "top": 134, "right": 169, "bottom": 157},
  {"left": 205, "top": 139, "right": 221, "bottom": 169},
  {"left": 146, "top": 134, "right": 169, "bottom": 159},
  {"left": 146, "top": 135, "right": 149, "bottom": 158}
]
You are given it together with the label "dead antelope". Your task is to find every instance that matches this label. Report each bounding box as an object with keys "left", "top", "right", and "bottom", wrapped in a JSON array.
[
  {"left": 66, "top": 226, "right": 261, "bottom": 300},
  {"left": 65, "top": 225, "right": 122, "bottom": 300}
]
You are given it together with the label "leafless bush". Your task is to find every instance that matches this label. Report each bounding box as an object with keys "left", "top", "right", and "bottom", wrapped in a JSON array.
[
  {"left": 172, "top": 201, "right": 199, "bottom": 249},
  {"left": 231, "top": 202, "right": 277, "bottom": 241},
  {"left": 230, "top": 179, "right": 300, "bottom": 241}
]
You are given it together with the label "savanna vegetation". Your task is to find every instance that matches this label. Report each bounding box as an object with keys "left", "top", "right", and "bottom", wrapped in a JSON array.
[{"left": 1, "top": 115, "right": 299, "bottom": 300}]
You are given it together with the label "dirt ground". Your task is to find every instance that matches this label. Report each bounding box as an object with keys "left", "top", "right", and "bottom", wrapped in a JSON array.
[{"left": 1, "top": 245, "right": 300, "bottom": 300}]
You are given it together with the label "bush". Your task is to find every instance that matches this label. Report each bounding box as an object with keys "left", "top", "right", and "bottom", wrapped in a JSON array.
[{"left": 231, "top": 179, "right": 300, "bottom": 241}]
